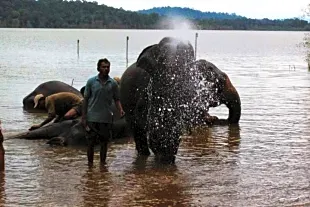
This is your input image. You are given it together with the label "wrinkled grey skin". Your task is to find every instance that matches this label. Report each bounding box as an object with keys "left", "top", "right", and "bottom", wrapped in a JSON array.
[
  {"left": 120, "top": 37, "right": 197, "bottom": 162},
  {"left": 23, "top": 81, "right": 82, "bottom": 112},
  {"left": 193, "top": 59, "right": 241, "bottom": 125},
  {"left": 11, "top": 117, "right": 130, "bottom": 146}
]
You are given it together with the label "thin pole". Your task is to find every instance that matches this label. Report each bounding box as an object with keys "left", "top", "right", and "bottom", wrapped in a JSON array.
[
  {"left": 194, "top": 32, "right": 198, "bottom": 60},
  {"left": 126, "top": 36, "right": 129, "bottom": 68},
  {"left": 77, "top": 39, "right": 80, "bottom": 58}
]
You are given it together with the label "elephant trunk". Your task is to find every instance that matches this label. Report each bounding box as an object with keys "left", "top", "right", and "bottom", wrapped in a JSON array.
[
  {"left": 10, "top": 121, "right": 76, "bottom": 140},
  {"left": 10, "top": 128, "right": 55, "bottom": 140},
  {"left": 222, "top": 74, "right": 241, "bottom": 124}
]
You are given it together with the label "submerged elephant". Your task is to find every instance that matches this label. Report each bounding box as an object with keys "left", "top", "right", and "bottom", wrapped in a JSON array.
[
  {"left": 23, "top": 80, "right": 82, "bottom": 112},
  {"left": 120, "top": 37, "right": 241, "bottom": 162},
  {"left": 11, "top": 117, "right": 130, "bottom": 146}
]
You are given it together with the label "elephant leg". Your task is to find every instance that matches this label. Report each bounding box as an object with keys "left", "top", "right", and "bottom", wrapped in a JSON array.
[
  {"left": 131, "top": 124, "right": 150, "bottom": 156},
  {"left": 46, "top": 136, "right": 65, "bottom": 146}
]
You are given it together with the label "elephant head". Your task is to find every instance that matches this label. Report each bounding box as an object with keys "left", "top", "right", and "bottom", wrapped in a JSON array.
[
  {"left": 195, "top": 59, "right": 241, "bottom": 124},
  {"left": 136, "top": 37, "right": 196, "bottom": 158}
]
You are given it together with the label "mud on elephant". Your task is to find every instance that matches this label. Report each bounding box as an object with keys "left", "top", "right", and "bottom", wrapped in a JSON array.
[{"left": 120, "top": 37, "right": 241, "bottom": 162}]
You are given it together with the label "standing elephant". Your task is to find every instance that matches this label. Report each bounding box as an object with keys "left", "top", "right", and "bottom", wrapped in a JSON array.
[
  {"left": 194, "top": 59, "right": 241, "bottom": 125},
  {"left": 120, "top": 37, "right": 197, "bottom": 162},
  {"left": 23, "top": 81, "right": 82, "bottom": 112}
]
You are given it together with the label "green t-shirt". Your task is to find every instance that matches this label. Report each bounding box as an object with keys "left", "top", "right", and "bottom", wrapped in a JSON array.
[{"left": 84, "top": 75, "right": 120, "bottom": 123}]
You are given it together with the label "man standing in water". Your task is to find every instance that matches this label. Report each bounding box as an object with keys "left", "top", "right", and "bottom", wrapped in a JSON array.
[{"left": 82, "top": 58, "right": 125, "bottom": 166}]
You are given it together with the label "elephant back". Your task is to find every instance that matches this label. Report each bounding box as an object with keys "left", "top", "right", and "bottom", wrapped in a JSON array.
[{"left": 23, "top": 80, "right": 82, "bottom": 111}]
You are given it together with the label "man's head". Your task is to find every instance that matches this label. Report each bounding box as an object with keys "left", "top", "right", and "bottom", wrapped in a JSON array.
[
  {"left": 97, "top": 58, "right": 110, "bottom": 76},
  {"left": 33, "top": 94, "right": 45, "bottom": 109}
]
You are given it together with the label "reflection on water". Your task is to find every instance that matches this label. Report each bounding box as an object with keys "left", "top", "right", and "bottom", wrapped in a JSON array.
[
  {"left": 0, "top": 172, "right": 5, "bottom": 205},
  {"left": 0, "top": 29, "right": 310, "bottom": 206},
  {"left": 183, "top": 125, "right": 241, "bottom": 157}
]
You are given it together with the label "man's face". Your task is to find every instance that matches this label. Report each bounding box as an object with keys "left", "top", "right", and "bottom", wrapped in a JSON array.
[{"left": 99, "top": 62, "right": 110, "bottom": 76}]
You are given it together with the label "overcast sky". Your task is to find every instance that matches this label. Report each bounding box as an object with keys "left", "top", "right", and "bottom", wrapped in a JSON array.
[{"left": 94, "top": 0, "right": 309, "bottom": 19}]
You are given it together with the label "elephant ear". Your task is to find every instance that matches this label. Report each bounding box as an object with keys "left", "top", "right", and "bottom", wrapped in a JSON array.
[{"left": 136, "top": 44, "right": 159, "bottom": 76}]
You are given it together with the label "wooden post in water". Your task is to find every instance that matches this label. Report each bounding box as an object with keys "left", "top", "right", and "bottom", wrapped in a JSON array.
[
  {"left": 77, "top": 39, "right": 80, "bottom": 58},
  {"left": 194, "top": 32, "right": 198, "bottom": 60},
  {"left": 0, "top": 120, "right": 5, "bottom": 172},
  {"left": 126, "top": 36, "right": 129, "bottom": 68}
]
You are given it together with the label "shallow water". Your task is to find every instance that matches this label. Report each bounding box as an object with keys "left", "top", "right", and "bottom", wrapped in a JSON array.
[{"left": 0, "top": 29, "right": 310, "bottom": 206}]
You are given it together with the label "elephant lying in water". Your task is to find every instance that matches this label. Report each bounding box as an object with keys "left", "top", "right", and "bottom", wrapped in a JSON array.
[
  {"left": 12, "top": 117, "right": 130, "bottom": 146},
  {"left": 15, "top": 80, "right": 130, "bottom": 145},
  {"left": 120, "top": 36, "right": 241, "bottom": 162}
]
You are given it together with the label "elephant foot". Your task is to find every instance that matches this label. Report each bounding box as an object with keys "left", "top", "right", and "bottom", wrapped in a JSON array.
[
  {"left": 46, "top": 137, "right": 65, "bottom": 146},
  {"left": 154, "top": 154, "right": 176, "bottom": 164},
  {"left": 133, "top": 130, "right": 150, "bottom": 156},
  {"left": 137, "top": 147, "right": 151, "bottom": 156}
]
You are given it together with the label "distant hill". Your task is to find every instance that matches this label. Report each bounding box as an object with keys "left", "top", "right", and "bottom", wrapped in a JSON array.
[{"left": 138, "top": 7, "right": 245, "bottom": 20}]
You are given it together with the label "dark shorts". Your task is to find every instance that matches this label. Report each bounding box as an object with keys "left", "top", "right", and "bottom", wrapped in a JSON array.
[{"left": 86, "top": 122, "right": 112, "bottom": 144}]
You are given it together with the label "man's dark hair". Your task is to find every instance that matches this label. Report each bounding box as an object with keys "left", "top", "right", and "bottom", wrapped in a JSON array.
[{"left": 97, "top": 58, "right": 110, "bottom": 70}]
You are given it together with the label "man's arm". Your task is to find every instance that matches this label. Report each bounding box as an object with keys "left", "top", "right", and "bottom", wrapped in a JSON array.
[
  {"left": 113, "top": 82, "right": 125, "bottom": 117},
  {"left": 115, "top": 100, "right": 125, "bottom": 117},
  {"left": 29, "top": 98, "right": 56, "bottom": 130},
  {"left": 82, "top": 80, "right": 91, "bottom": 128},
  {"left": 39, "top": 114, "right": 55, "bottom": 127},
  {"left": 82, "top": 98, "right": 88, "bottom": 120},
  {"left": 29, "top": 113, "right": 55, "bottom": 130}
]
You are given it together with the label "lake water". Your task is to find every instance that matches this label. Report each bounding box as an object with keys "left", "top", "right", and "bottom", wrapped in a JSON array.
[{"left": 0, "top": 29, "right": 310, "bottom": 206}]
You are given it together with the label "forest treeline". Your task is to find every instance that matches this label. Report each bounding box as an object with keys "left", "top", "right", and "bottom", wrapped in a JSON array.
[
  {"left": 1, "top": 0, "right": 309, "bottom": 31},
  {"left": 138, "top": 7, "right": 245, "bottom": 20}
]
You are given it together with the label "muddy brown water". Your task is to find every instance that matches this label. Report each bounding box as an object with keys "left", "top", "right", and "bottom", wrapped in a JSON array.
[{"left": 0, "top": 29, "right": 309, "bottom": 206}]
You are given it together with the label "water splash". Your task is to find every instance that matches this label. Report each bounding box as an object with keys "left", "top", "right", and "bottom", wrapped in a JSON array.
[{"left": 157, "top": 16, "right": 197, "bottom": 32}]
